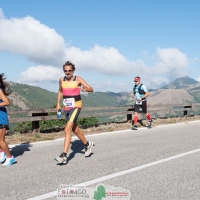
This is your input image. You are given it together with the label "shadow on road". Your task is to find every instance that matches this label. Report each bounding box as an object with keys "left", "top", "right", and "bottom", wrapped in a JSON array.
[
  {"left": 10, "top": 142, "right": 32, "bottom": 158},
  {"left": 67, "top": 140, "right": 85, "bottom": 162},
  {"left": 56, "top": 140, "right": 94, "bottom": 166},
  {"left": 68, "top": 140, "right": 94, "bottom": 161},
  {"left": 138, "top": 119, "right": 147, "bottom": 127}
]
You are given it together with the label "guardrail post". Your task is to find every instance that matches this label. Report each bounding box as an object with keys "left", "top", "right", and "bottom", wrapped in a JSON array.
[
  {"left": 31, "top": 110, "right": 48, "bottom": 133},
  {"left": 32, "top": 121, "right": 40, "bottom": 133},
  {"left": 183, "top": 110, "right": 187, "bottom": 117},
  {"left": 183, "top": 105, "right": 192, "bottom": 117},
  {"left": 127, "top": 107, "right": 134, "bottom": 125},
  {"left": 132, "top": 113, "right": 134, "bottom": 126}
]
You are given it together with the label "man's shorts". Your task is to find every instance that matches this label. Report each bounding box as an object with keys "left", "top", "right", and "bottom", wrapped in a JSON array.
[
  {"left": 134, "top": 100, "right": 147, "bottom": 114},
  {"left": 64, "top": 108, "right": 81, "bottom": 123},
  {"left": 0, "top": 124, "right": 9, "bottom": 130}
]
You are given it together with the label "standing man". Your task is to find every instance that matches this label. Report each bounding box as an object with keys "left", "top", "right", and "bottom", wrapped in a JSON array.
[
  {"left": 54, "top": 61, "right": 94, "bottom": 164},
  {"left": 132, "top": 76, "right": 153, "bottom": 130}
]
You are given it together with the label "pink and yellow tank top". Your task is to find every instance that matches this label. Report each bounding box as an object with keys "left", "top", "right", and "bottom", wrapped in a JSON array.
[{"left": 62, "top": 76, "right": 82, "bottom": 110}]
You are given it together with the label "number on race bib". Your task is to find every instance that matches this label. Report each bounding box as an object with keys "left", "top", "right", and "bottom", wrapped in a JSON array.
[
  {"left": 63, "top": 98, "right": 75, "bottom": 107},
  {"left": 136, "top": 100, "right": 142, "bottom": 105}
]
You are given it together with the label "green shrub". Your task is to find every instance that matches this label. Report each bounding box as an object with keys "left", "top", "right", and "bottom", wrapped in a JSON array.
[
  {"left": 39, "top": 119, "right": 66, "bottom": 130},
  {"left": 12, "top": 117, "right": 98, "bottom": 133},
  {"left": 13, "top": 122, "right": 32, "bottom": 133},
  {"left": 77, "top": 117, "right": 98, "bottom": 128}
]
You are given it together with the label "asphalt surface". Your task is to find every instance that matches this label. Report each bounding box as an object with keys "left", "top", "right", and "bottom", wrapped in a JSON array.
[{"left": 1, "top": 120, "right": 200, "bottom": 200}]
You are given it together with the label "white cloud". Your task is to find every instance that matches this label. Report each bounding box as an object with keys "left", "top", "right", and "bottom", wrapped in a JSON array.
[
  {"left": 196, "top": 77, "right": 200, "bottom": 82},
  {"left": 0, "top": 15, "right": 66, "bottom": 65},
  {"left": 65, "top": 45, "right": 146, "bottom": 75},
  {"left": 0, "top": 8, "right": 191, "bottom": 91},
  {"left": 142, "top": 77, "right": 169, "bottom": 89},
  {"left": 18, "top": 66, "right": 63, "bottom": 83},
  {"left": 152, "top": 48, "right": 188, "bottom": 79},
  {"left": 129, "top": 48, "right": 189, "bottom": 89},
  {"left": 0, "top": 11, "right": 146, "bottom": 76},
  {"left": 17, "top": 47, "right": 189, "bottom": 90}
]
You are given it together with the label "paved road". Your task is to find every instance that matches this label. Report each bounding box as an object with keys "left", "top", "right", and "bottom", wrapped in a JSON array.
[{"left": 1, "top": 120, "right": 200, "bottom": 200}]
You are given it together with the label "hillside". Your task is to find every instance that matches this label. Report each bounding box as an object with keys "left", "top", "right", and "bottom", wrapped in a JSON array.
[
  {"left": 7, "top": 82, "right": 133, "bottom": 110},
  {"left": 187, "top": 84, "right": 200, "bottom": 103},
  {"left": 149, "top": 76, "right": 200, "bottom": 104},
  {"left": 81, "top": 91, "right": 132, "bottom": 107},
  {"left": 6, "top": 76, "right": 200, "bottom": 110},
  {"left": 148, "top": 89, "right": 195, "bottom": 105},
  {"left": 8, "top": 82, "right": 57, "bottom": 110}
]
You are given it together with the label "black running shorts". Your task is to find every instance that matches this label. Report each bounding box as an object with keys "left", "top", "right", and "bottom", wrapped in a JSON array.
[
  {"left": 0, "top": 124, "right": 9, "bottom": 130},
  {"left": 64, "top": 108, "right": 81, "bottom": 123},
  {"left": 134, "top": 100, "right": 147, "bottom": 114}
]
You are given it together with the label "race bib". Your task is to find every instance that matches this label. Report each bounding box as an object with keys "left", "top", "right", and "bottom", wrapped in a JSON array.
[
  {"left": 136, "top": 100, "right": 142, "bottom": 105},
  {"left": 63, "top": 98, "right": 75, "bottom": 107}
]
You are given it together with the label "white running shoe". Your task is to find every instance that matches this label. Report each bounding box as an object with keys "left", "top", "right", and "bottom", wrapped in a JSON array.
[
  {"left": 3, "top": 156, "right": 16, "bottom": 166},
  {"left": 0, "top": 152, "right": 6, "bottom": 163},
  {"left": 85, "top": 141, "right": 94, "bottom": 157},
  {"left": 54, "top": 153, "right": 68, "bottom": 164}
]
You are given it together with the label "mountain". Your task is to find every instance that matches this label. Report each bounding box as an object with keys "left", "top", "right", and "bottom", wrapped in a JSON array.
[
  {"left": 8, "top": 82, "right": 57, "bottom": 110},
  {"left": 7, "top": 82, "right": 133, "bottom": 110},
  {"left": 148, "top": 76, "right": 200, "bottom": 104},
  {"left": 6, "top": 76, "right": 200, "bottom": 110},
  {"left": 161, "top": 76, "right": 199, "bottom": 89},
  {"left": 186, "top": 82, "right": 200, "bottom": 103},
  {"left": 147, "top": 89, "right": 196, "bottom": 105}
]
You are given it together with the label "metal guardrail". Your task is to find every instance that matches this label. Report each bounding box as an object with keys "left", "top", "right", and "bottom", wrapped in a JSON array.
[{"left": 7, "top": 104, "right": 200, "bottom": 133}]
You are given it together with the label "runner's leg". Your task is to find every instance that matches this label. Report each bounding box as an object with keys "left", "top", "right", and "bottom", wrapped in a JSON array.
[
  {"left": 0, "top": 128, "right": 11, "bottom": 157},
  {"left": 63, "top": 121, "right": 73, "bottom": 153},
  {"left": 72, "top": 123, "right": 87, "bottom": 145}
]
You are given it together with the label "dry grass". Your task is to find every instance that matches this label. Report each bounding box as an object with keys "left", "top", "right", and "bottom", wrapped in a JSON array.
[{"left": 6, "top": 115, "right": 200, "bottom": 145}]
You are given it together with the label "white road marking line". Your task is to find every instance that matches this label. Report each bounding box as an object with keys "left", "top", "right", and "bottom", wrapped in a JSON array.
[
  {"left": 155, "top": 119, "right": 200, "bottom": 128},
  {"left": 9, "top": 129, "right": 132, "bottom": 148},
  {"left": 26, "top": 148, "right": 200, "bottom": 200}
]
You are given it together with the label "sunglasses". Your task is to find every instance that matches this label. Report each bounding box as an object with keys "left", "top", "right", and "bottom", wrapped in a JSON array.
[
  {"left": 134, "top": 81, "right": 139, "bottom": 82},
  {"left": 64, "top": 70, "right": 73, "bottom": 72}
]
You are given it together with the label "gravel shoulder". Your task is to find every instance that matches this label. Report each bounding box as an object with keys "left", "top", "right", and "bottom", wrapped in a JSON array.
[{"left": 6, "top": 115, "right": 200, "bottom": 145}]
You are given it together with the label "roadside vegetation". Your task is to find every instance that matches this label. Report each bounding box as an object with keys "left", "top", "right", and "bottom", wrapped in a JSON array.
[
  {"left": 11, "top": 117, "right": 99, "bottom": 133},
  {"left": 6, "top": 115, "right": 200, "bottom": 145}
]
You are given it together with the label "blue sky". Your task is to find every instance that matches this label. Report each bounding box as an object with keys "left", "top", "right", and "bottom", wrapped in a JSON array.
[{"left": 0, "top": 0, "right": 200, "bottom": 93}]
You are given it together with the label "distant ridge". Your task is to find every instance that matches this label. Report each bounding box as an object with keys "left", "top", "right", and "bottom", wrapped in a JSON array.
[
  {"left": 161, "top": 76, "right": 199, "bottom": 89},
  {"left": 6, "top": 76, "right": 200, "bottom": 110}
]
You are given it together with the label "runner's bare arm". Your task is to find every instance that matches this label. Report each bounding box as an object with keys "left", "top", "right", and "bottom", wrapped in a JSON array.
[
  {"left": 138, "top": 91, "right": 149, "bottom": 101},
  {"left": 77, "top": 77, "right": 93, "bottom": 92},
  {"left": 0, "top": 90, "right": 10, "bottom": 107},
  {"left": 56, "top": 78, "right": 63, "bottom": 112},
  {"left": 142, "top": 91, "right": 149, "bottom": 99}
]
